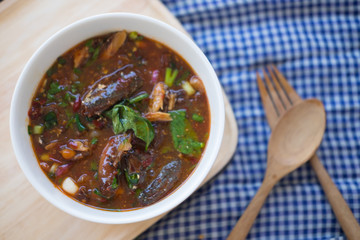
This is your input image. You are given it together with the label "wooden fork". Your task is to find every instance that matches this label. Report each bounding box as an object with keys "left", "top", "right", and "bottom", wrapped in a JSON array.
[{"left": 256, "top": 66, "right": 360, "bottom": 240}]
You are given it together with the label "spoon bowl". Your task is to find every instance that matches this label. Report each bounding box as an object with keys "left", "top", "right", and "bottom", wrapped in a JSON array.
[
  {"left": 266, "top": 99, "right": 326, "bottom": 179},
  {"left": 228, "top": 98, "right": 326, "bottom": 240}
]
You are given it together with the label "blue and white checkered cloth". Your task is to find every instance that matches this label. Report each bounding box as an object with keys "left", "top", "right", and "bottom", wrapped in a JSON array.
[{"left": 139, "top": 0, "right": 360, "bottom": 239}]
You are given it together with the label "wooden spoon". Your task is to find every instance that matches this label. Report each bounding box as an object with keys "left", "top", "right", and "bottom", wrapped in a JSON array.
[{"left": 228, "top": 99, "right": 326, "bottom": 240}]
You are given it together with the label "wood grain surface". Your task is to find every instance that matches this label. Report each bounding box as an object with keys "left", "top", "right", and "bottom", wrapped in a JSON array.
[{"left": 0, "top": 0, "right": 238, "bottom": 239}]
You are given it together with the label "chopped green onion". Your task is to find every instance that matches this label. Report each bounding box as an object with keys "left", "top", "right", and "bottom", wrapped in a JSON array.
[
  {"left": 33, "top": 125, "right": 44, "bottom": 134},
  {"left": 182, "top": 81, "right": 196, "bottom": 95},
  {"left": 165, "top": 68, "right": 178, "bottom": 87},
  {"left": 192, "top": 113, "right": 204, "bottom": 123},
  {"left": 129, "top": 92, "right": 149, "bottom": 104},
  {"left": 74, "top": 114, "right": 86, "bottom": 132},
  {"left": 129, "top": 31, "right": 143, "bottom": 41},
  {"left": 91, "top": 137, "right": 98, "bottom": 145},
  {"left": 129, "top": 31, "right": 138, "bottom": 40}
]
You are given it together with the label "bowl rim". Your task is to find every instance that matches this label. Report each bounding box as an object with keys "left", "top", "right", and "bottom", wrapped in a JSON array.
[{"left": 10, "top": 12, "right": 224, "bottom": 224}]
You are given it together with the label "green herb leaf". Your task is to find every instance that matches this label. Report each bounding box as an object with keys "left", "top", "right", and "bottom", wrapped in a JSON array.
[
  {"left": 125, "top": 170, "right": 140, "bottom": 189},
  {"left": 64, "top": 92, "right": 75, "bottom": 103},
  {"left": 85, "top": 39, "right": 93, "bottom": 47},
  {"left": 65, "top": 115, "right": 75, "bottom": 129},
  {"left": 169, "top": 110, "right": 186, "bottom": 148},
  {"left": 111, "top": 106, "right": 124, "bottom": 133},
  {"left": 44, "top": 111, "right": 58, "bottom": 129},
  {"left": 129, "top": 92, "right": 149, "bottom": 104},
  {"left": 92, "top": 47, "right": 100, "bottom": 60},
  {"left": 192, "top": 113, "right": 204, "bottom": 123},
  {"left": 93, "top": 188, "right": 109, "bottom": 199},
  {"left": 111, "top": 177, "right": 119, "bottom": 189},
  {"left": 111, "top": 104, "right": 154, "bottom": 150},
  {"left": 28, "top": 125, "right": 33, "bottom": 135},
  {"left": 135, "top": 188, "right": 142, "bottom": 197},
  {"left": 57, "top": 57, "right": 66, "bottom": 65},
  {"left": 86, "top": 46, "right": 100, "bottom": 67},
  {"left": 47, "top": 82, "right": 62, "bottom": 100},
  {"left": 58, "top": 101, "right": 68, "bottom": 107},
  {"left": 74, "top": 114, "right": 86, "bottom": 132},
  {"left": 91, "top": 137, "right": 98, "bottom": 145},
  {"left": 90, "top": 161, "right": 98, "bottom": 171},
  {"left": 46, "top": 67, "right": 56, "bottom": 77},
  {"left": 70, "top": 81, "right": 82, "bottom": 93},
  {"left": 177, "top": 138, "right": 204, "bottom": 155},
  {"left": 175, "top": 71, "right": 190, "bottom": 86},
  {"left": 73, "top": 68, "right": 82, "bottom": 75},
  {"left": 169, "top": 110, "right": 204, "bottom": 156}
]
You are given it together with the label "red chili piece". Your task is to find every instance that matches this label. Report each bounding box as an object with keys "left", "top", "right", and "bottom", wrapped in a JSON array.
[{"left": 73, "top": 94, "right": 81, "bottom": 112}]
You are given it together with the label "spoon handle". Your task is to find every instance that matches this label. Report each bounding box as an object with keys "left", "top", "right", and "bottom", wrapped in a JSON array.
[
  {"left": 310, "top": 154, "right": 360, "bottom": 240},
  {"left": 227, "top": 178, "right": 277, "bottom": 240}
]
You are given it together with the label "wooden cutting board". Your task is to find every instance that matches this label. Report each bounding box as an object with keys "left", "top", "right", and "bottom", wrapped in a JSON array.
[{"left": 0, "top": 0, "right": 238, "bottom": 239}]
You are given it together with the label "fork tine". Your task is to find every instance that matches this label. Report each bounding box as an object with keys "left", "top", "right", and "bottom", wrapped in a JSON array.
[
  {"left": 267, "top": 66, "right": 292, "bottom": 110},
  {"left": 257, "top": 66, "right": 303, "bottom": 129},
  {"left": 269, "top": 65, "right": 302, "bottom": 104},
  {"left": 256, "top": 72, "right": 280, "bottom": 129},
  {"left": 262, "top": 69, "right": 287, "bottom": 116}
]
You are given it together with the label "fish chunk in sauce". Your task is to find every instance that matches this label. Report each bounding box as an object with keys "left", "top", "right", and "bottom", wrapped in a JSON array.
[{"left": 28, "top": 31, "right": 210, "bottom": 210}]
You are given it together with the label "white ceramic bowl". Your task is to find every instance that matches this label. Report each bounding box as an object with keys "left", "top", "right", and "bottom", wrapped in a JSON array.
[{"left": 10, "top": 13, "right": 224, "bottom": 224}]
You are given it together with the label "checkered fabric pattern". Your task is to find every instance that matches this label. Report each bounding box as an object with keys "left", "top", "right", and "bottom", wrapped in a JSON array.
[{"left": 139, "top": 0, "right": 360, "bottom": 239}]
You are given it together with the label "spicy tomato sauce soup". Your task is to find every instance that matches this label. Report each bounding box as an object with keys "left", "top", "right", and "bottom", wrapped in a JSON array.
[{"left": 27, "top": 31, "right": 210, "bottom": 210}]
